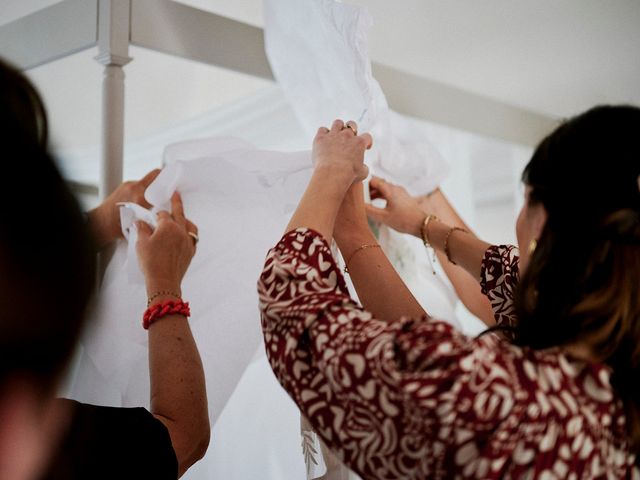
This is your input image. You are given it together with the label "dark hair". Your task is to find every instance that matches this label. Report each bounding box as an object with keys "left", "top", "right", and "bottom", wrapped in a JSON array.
[
  {"left": 513, "top": 105, "right": 640, "bottom": 451},
  {"left": 0, "top": 57, "right": 96, "bottom": 395}
]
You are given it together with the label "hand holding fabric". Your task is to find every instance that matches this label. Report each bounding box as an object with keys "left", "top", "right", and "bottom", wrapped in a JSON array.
[
  {"left": 312, "top": 120, "right": 372, "bottom": 186},
  {"left": 135, "top": 192, "right": 198, "bottom": 295},
  {"left": 365, "top": 176, "right": 425, "bottom": 237},
  {"left": 88, "top": 169, "right": 161, "bottom": 249}
]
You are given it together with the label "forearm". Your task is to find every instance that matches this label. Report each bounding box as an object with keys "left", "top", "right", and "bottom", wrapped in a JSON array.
[
  {"left": 286, "top": 165, "right": 351, "bottom": 242},
  {"left": 422, "top": 220, "right": 490, "bottom": 284},
  {"left": 336, "top": 229, "right": 426, "bottom": 322},
  {"left": 406, "top": 191, "right": 491, "bottom": 283},
  {"left": 417, "top": 189, "right": 472, "bottom": 232},
  {"left": 417, "top": 191, "right": 495, "bottom": 324},
  {"left": 148, "top": 295, "right": 209, "bottom": 476}
]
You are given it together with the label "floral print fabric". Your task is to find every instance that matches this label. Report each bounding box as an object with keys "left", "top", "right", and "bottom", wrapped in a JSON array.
[
  {"left": 259, "top": 228, "right": 638, "bottom": 479},
  {"left": 480, "top": 244, "right": 520, "bottom": 328}
]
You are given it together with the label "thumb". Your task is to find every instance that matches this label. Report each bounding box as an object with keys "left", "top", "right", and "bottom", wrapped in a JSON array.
[
  {"left": 139, "top": 168, "right": 161, "bottom": 188},
  {"left": 365, "top": 203, "right": 387, "bottom": 223},
  {"left": 369, "top": 176, "right": 393, "bottom": 200}
]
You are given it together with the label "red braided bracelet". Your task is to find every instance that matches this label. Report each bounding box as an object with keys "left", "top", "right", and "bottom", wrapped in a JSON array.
[{"left": 143, "top": 300, "right": 191, "bottom": 330}]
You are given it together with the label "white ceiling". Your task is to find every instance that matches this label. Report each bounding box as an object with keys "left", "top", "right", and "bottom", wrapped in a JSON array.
[
  {"left": 175, "top": 0, "right": 640, "bottom": 118},
  {"left": 1, "top": 0, "right": 639, "bottom": 149}
]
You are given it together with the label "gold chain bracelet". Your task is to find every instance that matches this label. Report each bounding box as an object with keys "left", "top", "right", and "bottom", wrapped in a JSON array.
[{"left": 344, "top": 244, "right": 381, "bottom": 274}]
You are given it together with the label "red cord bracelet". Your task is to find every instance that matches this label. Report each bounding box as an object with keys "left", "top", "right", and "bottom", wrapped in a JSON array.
[{"left": 143, "top": 300, "right": 190, "bottom": 330}]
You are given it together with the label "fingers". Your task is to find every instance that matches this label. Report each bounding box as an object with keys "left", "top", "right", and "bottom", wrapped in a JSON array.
[
  {"left": 186, "top": 220, "right": 199, "bottom": 247},
  {"left": 365, "top": 203, "right": 387, "bottom": 223},
  {"left": 139, "top": 168, "right": 161, "bottom": 188},
  {"left": 330, "top": 119, "right": 345, "bottom": 133},
  {"left": 135, "top": 220, "right": 153, "bottom": 239},
  {"left": 369, "top": 176, "right": 393, "bottom": 199},
  {"left": 345, "top": 120, "right": 358, "bottom": 135},
  {"left": 359, "top": 132, "right": 373, "bottom": 150},
  {"left": 170, "top": 192, "right": 187, "bottom": 227},
  {"left": 156, "top": 210, "right": 172, "bottom": 224},
  {"left": 186, "top": 219, "right": 198, "bottom": 235}
]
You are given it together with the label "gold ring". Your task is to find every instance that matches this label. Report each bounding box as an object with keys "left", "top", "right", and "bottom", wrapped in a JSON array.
[
  {"left": 345, "top": 124, "right": 357, "bottom": 135},
  {"left": 188, "top": 232, "right": 199, "bottom": 244}
]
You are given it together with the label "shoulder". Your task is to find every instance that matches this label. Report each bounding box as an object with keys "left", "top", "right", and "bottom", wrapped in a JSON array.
[{"left": 44, "top": 400, "right": 178, "bottom": 480}]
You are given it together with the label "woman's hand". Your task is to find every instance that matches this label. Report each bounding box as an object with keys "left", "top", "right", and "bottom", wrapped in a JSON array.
[
  {"left": 285, "top": 120, "right": 373, "bottom": 241},
  {"left": 312, "top": 119, "right": 372, "bottom": 186},
  {"left": 365, "top": 176, "right": 425, "bottom": 237},
  {"left": 135, "top": 192, "right": 198, "bottom": 295},
  {"left": 88, "top": 169, "right": 161, "bottom": 249}
]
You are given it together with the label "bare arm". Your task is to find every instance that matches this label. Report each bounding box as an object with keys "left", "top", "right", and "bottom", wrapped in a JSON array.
[
  {"left": 334, "top": 183, "right": 426, "bottom": 322},
  {"left": 416, "top": 189, "right": 495, "bottom": 324},
  {"left": 136, "top": 193, "right": 209, "bottom": 477},
  {"left": 366, "top": 178, "right": 495, "bottom": 326}
]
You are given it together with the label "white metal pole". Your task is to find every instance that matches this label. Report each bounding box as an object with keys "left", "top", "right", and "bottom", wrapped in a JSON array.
[
  {"left": 95, "top": 0, "right": 131, "bottom": 201},
  {"left": 98, "top": 64, "right": 127, "bottom": 199}
]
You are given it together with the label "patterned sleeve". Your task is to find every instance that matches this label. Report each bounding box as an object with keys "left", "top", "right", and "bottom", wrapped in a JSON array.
[
  {"left": 259, "top": 228, "right": 518, "bottom": 479},
  {"left": 480, "top": 245, "right": 520, "bottom": 328}
]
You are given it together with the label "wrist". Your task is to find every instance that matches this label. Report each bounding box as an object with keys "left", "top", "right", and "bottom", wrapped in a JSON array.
[
  {"left": 313, "top": 163, "right": 354, "bottom": 190},
  {"left": 335, "top": 229, "right": 377, "bottom": 252},
  {"left": 408, "top": 210, "right": 429, "bottom": 239},
  {"left": 145, "top": 280, "right": 182, "bottom": 298},
  {"left": 147, "top": 292, "right": 182, "bottom": 307}
]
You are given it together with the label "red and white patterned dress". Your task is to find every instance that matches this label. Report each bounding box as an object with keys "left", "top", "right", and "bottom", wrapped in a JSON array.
[{"left": 258, "top": 228, "right": 638, "bottom": 479}]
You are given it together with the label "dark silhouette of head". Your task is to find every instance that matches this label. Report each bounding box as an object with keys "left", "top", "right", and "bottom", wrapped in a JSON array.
[{"left": 0, "top": 57, "right": 96, "bottom": 396}]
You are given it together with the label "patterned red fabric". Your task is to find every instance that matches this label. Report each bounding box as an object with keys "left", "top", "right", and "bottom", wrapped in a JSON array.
[
  {"left": 480, "top": 244, "right": 520, "bottom": 328},
  {"left": 259, "top": 228, "right": 638, "bottom": 479}
]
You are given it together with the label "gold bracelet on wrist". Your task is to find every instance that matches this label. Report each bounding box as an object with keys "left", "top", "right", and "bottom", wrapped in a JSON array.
[
  {"left": 344, "top": 244, "right": 381, "bottom": 274},
  {"left": 444, "top": 227, "right": 468, "bottom": 265},
  {"left": 147, "top": 290, "right": 182, "bottom": 307},
  {"left": 420, "top": 214, "right": 438, "bottom": 248}
]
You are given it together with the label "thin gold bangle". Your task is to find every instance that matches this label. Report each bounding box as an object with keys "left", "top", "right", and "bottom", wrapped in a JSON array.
[
  {"left": 344, "top": 244, "right": 381, "bottom": 274},
  {"left": 420, "top": 214, "right": 438, "bottom": 248},
  {"left": 444, "top": 227, "right": 468, "bottom": 265}
]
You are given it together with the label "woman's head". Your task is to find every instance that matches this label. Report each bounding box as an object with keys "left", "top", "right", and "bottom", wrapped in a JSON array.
[
  {"left": 0, "top": 58, "right": 96, "bottom": 478},
  {"left": 513, "top": 105, "right": 640, "bottom": 449}
]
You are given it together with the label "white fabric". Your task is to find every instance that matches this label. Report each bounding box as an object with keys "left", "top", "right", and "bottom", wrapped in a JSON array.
[
  {"left": 264, "top": 0, "right": 449, "bottom": 197},
  {"left": 69, "top": 138, "right": 314, "bottom": 425}
]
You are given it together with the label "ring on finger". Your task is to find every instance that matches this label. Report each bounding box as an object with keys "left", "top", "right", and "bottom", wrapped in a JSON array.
[
  {"left": 188, "top": 231, "right": 199, "bottom": 245},
  {"left": 344, "top": 123, "right": 357, "bottom": 135}
]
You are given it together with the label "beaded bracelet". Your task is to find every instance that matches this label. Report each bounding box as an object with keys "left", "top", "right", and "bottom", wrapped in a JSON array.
[
  {"left": 444, "top": 227, "right": 468, "bottom": 265},
  {"left": 143, "top": 299, "right": 190, "bottom": 330}
]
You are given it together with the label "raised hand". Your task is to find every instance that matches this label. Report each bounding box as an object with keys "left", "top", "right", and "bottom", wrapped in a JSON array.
[
  {"left": 365, "top": 176, "right": 425, "bottom": 237},
  {"left": 312, "top": 119, "right": 373, "bottom": 185},
  {"left": 135, "top": 192, "right": 199, "bottom": 296},
  {"left": 88, "top": 169, "right": 161, "bottom": 248}
]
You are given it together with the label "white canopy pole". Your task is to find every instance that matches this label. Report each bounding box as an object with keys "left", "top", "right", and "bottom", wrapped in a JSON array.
[{"left": 95, "top": 0, "right": 132, "bottom": 200}]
